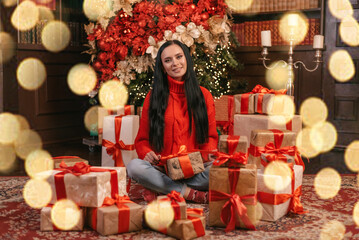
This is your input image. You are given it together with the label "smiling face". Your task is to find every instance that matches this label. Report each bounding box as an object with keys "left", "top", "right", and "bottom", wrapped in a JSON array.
[{"left": 160, "top": 44, "right": 187, "bottom": 81}]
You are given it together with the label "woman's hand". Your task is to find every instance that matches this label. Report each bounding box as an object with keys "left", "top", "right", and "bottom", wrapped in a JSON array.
[{"left": 144, "top": 151, "right": 161, "bottom": 165}]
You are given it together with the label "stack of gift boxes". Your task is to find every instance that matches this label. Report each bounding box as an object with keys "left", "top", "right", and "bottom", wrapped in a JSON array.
[{"left": 212, "top": 84, "right": 306, "bottom": 227}]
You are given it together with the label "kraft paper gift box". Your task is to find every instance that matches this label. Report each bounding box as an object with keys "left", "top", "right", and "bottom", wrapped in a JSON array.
[
  {"left": 40, "top": 205, "right": 84, "bottom": 231},
  {"left": 257, "top": 165, "right": 304, "bottom": 221},
  {"left": 248, "top": 129, "right": 299, "bottom": 168},
  {"left": 260, "top": 153, "right": 295, "bottom": 170},
  {"left": 254, "top": 94, "right": 294, "bottom": 115},
  {"left": 98, "top": 105, "right": 134, "bottom": 144},
  {"left": 164, "top": 151, "right": 205, "bottom": 181},
  {"left": 214, "top": 95, "right": 235, "bottom": 135},
  {"left": 52, "top": 156, "right": 88, "bottom": 169},
  {"left": 101, "top": 115, "right": 139, "bottom": 167},
  {"left": 157, "top": 191, "right": 187, "bottom": 220},
  {"left": 37, "top": 166, "right": 127, "bottom": 207},
  {"left": 234, "top": 93, "right": 255, "bottom": 114},
  {"left": 87, "top": 196, "right": 144, "bottom": 236},
  {"left": 218, "top": 135, "right": 248, "bottom": 154},
  {"left": 162, "top": 208, "right": 206, "bottom": 240},
  {"left": 209, "top": 164, "right": 258, "bottom": 231},
  {"left": 233, "top": 114, "right": 302, "bottom": 141}
]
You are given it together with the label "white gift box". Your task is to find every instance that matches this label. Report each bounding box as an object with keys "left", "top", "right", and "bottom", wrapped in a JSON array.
[
  {"left": 37, "top": 167, "right": 127, "bottom": 207},
  {"left": 257, "top": 165, "right": 303, "bottom": 221},
  {"left": 40, "top": 206, "right": 84, "bottom": 231},
  {"left": 101, "top": 115, "right": 139, "bottom": 167},
  {"left": 233, "top": 114, "right": 302, "bottom": 142}
]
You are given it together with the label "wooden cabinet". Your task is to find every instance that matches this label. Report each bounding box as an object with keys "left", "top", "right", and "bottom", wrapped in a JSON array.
[{"left": 1, "top": 1, "right": 90, "bottom": 145}]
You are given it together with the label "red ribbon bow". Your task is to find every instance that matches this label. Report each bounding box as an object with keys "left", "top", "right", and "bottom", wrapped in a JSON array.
[
  {"left": 213, "top": 151, "right": 248, "bottom": 167},
  {"left": 186, "top": 208, "right": 206, "bottom": 237},
  {"left": 159, "top": 191, "right": 185, "bottom": 220},
  {"left": 250, "top": 84, "right": 287, "bottom": 95},
  {"left": 57, "top": 161, "right": 91, "bottom": 175},
  {"left": 158, "top": 145, "right": 188, "bottom": 164},
  {"left": 210, "top": 169, "right": 256, "bottom": 232},
  {"left": 92, "top": 194, "right": 133, "bottom": 233},
  {"left": 102, "top": 115, "right": 135, "bottom": 167}
]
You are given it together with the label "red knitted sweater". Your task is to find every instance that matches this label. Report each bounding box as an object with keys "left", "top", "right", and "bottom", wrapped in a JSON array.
[{"left": 135, "top": 76, "right": 218, "bottom": 159}]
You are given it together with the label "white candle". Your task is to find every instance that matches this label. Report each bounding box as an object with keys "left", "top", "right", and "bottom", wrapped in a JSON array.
[
  {"left": 313, "top": 35, "right": 324, "bottom": 49},
  {"left": 261, "top": 30, "right": 272, "bottom": 47}
]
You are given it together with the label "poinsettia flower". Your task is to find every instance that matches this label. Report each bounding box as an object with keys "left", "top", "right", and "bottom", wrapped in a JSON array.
[{"left": 146, "top": 36, "right": 165, "bottom": 59}]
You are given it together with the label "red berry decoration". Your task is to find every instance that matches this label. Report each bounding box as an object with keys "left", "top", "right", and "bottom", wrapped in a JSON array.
[
  {"left": 97, "top": 52, "right": 107, "bottom": 62},
  {"left": 200, "top": 12, "right": 209, "bottom": 20},
  {"left": 92, "top": 60, "right": 102, "bottom": 72},
  {"left": 97, "top": 39, "right": 107, "bottom": 51},
  {"left": 190, "top": 3, "right": 196, "bottom": 10},
  {"left": 138, "top": 19, "right": 146, "bottom": 28}
]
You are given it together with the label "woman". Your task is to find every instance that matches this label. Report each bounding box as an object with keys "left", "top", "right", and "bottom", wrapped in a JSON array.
[{"left": 127, "top": 40, "right": 218, "bottom": 204}]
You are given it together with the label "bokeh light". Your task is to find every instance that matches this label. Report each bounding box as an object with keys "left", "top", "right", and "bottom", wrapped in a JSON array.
[
  {"left": 42, "top": 20, "right": 71, "bottom": 52},
  {"left": 344, "top": 141, "right": 359, "bottom": 172},
  {"left": 38, "top": 6, "right": 55, "bottom": 21},
  {"left": 268, "top": 115, "right": 293, "bottom": 125},
  {"left": 268, "top": 95, "right": 295, "bottom": 117},
  {"left": 2, "top": 0, "right": 17, "bottom": 7},
  {"left": 99, "top": 80, "right": 128, "bottom": 110},
  {"left": 279, "top": 12, "right": 308, "bottom": 45},
  {"left": 265, "top": 61, "right": 290, "bottom": 90},
  {"left": 296, "top": 127, "right": 321, "bottom": 158},
  {"left": 354, "top": 201, "right": 359, "bottom": 227},
  {"left": 0, "top": 32, "right": 15, "bottom": 64},
  {"left": 263, "top": 161, "right": 292, "bottom": 191},
  {"left": 51, "top": 199, "right": 81, "bottom": 230},
  {"left": 83, "top": 0, "right": 113, "bottom": 21},
  {"left": 314, "top": 168, "right": 341, "bottom": 199},
  {"left": 0, "top": 112, "right": 20, "bottom": 144},
  {"left": 300, "top": 97, "right": 328, "bottom": 127},
  {"left": 67, "top": 64, "right": 97, "bottom": 95},
  {"left": 310, "top": 121, "right": 337, "bottom": 153},
  {"left": 0, "top": 144, "right": 16, "bottom": 173},
  {"left": 15, "top": 114, "right": 30, "bottom": 130},
  {"left": 14, "top": 129, "right": 43, "bottom": 159},
  {"left": 84, "top": 105, "right": 99, "bottom": 132},
  {"left": 17, "top": 58, "right": 47, "bottom": 90},
  {"left": 225, "top": 0, "right": 253, "bottom": 12},
  {"left": 23, "top": 179, "right": 52, "bottom": 208},
  {"left": 340, "top": 16, "right": 359, "bottom": 47},
  {"left": 329, "top": 0, "right": 353, "bottom": 20},
  {"left": 320, "top": 220, "right": 346, "bottom": 240},
  {"left": 11, "top": 1, "right": 39, "bottom": 31},
  {"left": 145, "top": 200, "right": 175, "bottom": 231},
  {"left": 329, "top": 50, "right": 355, "bottom": 82},
  {"left": 25, "top": 149, "right": 53, "bottom": 179}
]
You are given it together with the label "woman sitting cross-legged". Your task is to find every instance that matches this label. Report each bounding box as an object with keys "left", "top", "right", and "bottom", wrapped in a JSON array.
[{"left": 126, "top": 40, "right": 218, "bottom": 204}]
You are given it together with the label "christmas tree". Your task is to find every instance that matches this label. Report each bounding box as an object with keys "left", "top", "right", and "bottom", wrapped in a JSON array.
[{"left": 85, "top": 0, "right": 244, "bottom": 106}]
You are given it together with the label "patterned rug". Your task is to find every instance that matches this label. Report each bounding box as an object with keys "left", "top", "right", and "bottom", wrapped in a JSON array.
[{"left": 0, "top": 175, "right": 358, "bottom": 240}]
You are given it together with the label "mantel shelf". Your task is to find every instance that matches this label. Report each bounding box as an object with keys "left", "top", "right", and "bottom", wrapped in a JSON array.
[{"left": 235, "top": 45, "right": 319, "bottom": 53}]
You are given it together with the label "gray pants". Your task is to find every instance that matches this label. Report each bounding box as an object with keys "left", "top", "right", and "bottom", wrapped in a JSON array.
[{"left": 126, "top": 158, "right": 212, "bottom": 195}]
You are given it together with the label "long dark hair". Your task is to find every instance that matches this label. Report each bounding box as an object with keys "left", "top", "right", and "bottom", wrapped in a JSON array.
[{"left": 149, "top": 40, "right": 209, "bottom": 152}]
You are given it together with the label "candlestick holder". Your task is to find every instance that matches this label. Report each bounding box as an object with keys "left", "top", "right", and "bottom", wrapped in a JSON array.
[{"left": 259, "top": 41, "right": 323, "bottom": 96}]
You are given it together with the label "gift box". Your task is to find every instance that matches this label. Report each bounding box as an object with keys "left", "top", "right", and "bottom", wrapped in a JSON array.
[
  {"left": 209, "top": 164, "right": 257, "bottom": 231},
  {"left": 162, "top": 208, "right": 206, "bottom": 240},
  {"left": 37, "top": 163, "right": 127, "bottom": 207},
  {"left": 248, "top": 129, "right": 303, "bottom": 169},
  {"left": 101, "top": 115, "right": 139, "bottom": 167},
  {"left": 98, "top": 105, "right": 134, "bottom": 144},
  {"left": 215, "top": 95, "right": 234, "bottom": 135},
  {"left": 254, "top": 93, "right": 294, "bottom": 115},
  {"left": 218, "top": 135, "right": 248, "bottom": 154},
  {"left": 157, "top": 191, "right": 187, "bottom": 220},
  {"left": 257, "top": 165, "right": 305, "bottom": 221},
  {"left": 87, "top": 195, "right": 144, "bottom": 235},
  {"left": 233, "top": 114, "right": 302, "bottom": 141},
  {"left": 40, "top": 205, "right": 84, "bottom": 231},
  {"left": 163, "top": 150, "right": 205, "bottom": 181},
  {"left": 260, "top": 153, "right": 295, "bottom": 170},
  {"left": 234, "top": 93, "right": 255, "bottom": 114},
  {"left": 52, "top": 156, "right": 88, "bottom": 169}
]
